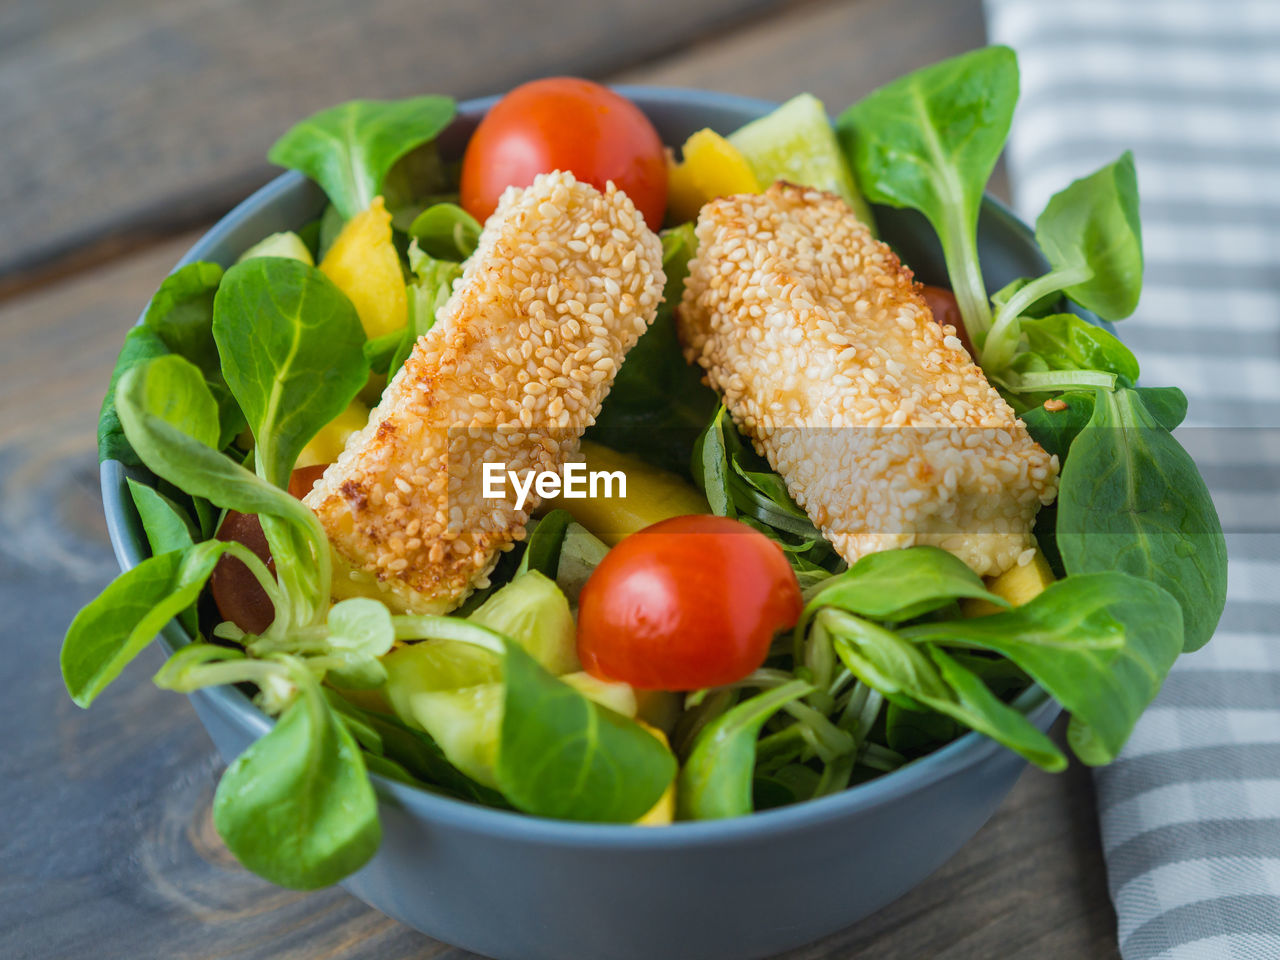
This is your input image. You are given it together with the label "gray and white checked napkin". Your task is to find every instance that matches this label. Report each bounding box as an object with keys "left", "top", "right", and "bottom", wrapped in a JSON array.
[{"left": 985, "top": 0, "right": 1280, "bottom": 956}]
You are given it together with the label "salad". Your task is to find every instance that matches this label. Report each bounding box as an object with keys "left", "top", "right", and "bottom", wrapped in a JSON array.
[{"left": 64, "top": 48, "right": 1227, "bottom": 892}]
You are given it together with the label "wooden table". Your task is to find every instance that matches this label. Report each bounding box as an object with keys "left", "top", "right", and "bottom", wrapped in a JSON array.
[{"left": 0, "top": 1, "right": 1120, "bottom": 956}]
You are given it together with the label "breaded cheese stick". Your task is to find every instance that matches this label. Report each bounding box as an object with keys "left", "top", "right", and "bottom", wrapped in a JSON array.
[
  {"left": 677, "top": 182, "right": 1057, "bottom": 577},
  {"left": 305, "top": 171, "right": 665, "bottom": 613}
]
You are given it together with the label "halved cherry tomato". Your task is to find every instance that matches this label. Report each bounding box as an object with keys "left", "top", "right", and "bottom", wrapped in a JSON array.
[
  {"left": 460, "top": 77, "right": 667, "bottom": 229},
  {"left": 211, "top": 510, "right": 275, "bottom": 634},
  {"left": 576, "top": 515, "right": 802, "bottom": 691},
  {"left": 211, "top": 464, "right": 329, "bottom": 633},
  {"left": 921, "top": 284, "right": 974, "bottom": 356},
  {"left": 288, "top": 463, "right": 328, "bottom": 500}
]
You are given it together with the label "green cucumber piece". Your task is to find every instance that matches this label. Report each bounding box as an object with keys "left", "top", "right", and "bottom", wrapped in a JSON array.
[{"left": 729, "top": 93, "right": 876, "bottom": 230}]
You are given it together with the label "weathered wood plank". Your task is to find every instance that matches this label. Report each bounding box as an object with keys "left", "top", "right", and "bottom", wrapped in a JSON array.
[
  {"left": 617, "top": 0, "right": 986, "bottom": 108},
  {"left": 0, "top": 0, "right": 782, "bottom": 285}
]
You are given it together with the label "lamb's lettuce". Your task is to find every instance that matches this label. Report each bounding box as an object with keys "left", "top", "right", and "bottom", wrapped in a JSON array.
[
  {"left": 838, "top": 46, "right": 1018, "bottom": 345},
  {"left": 268, "top": 97, "right": 457, "bottom": 219}
]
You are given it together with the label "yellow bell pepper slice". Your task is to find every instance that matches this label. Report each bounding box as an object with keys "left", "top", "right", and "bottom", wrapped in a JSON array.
[
  {"left": 295, "top": 398, "right": 369, "bottom": 469},
  {"left": 541, "top": 440, "right": 709, "bottom": 546},
  {"left": 961, "top": 548, "right": 1056, "bottom": 617},
  {"left": 635, "top": 721, "right": 676, "bottom": 826},
  {"left": 320, "top": 196, "right": 408, "bottom": 339},
  {"left": 667, "top": 128, "right": 761, "bottom": 223}
]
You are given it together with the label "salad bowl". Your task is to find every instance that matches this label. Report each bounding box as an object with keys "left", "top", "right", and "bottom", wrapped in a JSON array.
[{"left": 102, "top": 88, "right": 1066, "bottom": 960}]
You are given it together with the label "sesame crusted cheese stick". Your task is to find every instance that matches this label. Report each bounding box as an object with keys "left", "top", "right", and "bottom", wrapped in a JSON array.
[
  {"left": 677, "top": 182, "right": 1058, "bottom": 578},
  {"left": 304, "top": 171, "right": 665, "bottom": 613}
]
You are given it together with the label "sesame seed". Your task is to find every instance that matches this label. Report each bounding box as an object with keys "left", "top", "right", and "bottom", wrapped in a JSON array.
[
  {"left": 678, "top": 182, "right": 1058, "bottom": 578},
  {"left": 303, "top": 170, "right": 664, "bottom": 612}
]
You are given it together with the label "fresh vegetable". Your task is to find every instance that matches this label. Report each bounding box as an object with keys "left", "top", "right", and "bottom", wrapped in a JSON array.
[
  {"left": 730, "top": 93, "right": 873, "bottom": 227},
  {"left": 577, "top": 516, "right": 802, "bottom": 690},
  {"left": 268, "top": 96, "right": 457, "bottom": 220},
  {"left": 211, "top": 656, "right": 380, "bottom": 890},
  {"left": 408, "top": 202, "right": 482, "bottom": 260},
  {"left": 1057, "top": 388, "right": 1227, "bottom": 652},
  {"left": 904, "top": 572, "right": 1183, "bottom": 764},
  {"left": 961, "top": 549, "right": 1056, "bottom": 617},
  {"left": 585, "top": 222, "right": 719, "bottom": 476},
  {"left": 838, "top": 46, "right": 1018, "bottom": 342},
  {"left": 542, "top": 441, "right": 709, "bottom": 545},
  {"left": 667, "top": 129, "right": 759, "bottom": 223},
  {"left": 127, "top": 262, "right": 246, "bottom": 453},
  {"left": 237, "top": 231, "right": 314, "bottom": 266},
  {"left": 211, "top": 464, "right": 330, "bottom": 634},
  {"left": 391, "top": 243, "right": 462, "bottom": 376},
  {"left": 319, "top": 196, "right": 409, "bottom": 340},
  {"left": 678, "top": 680, "right": 812, "bottom": 819},
  {"left": 211, "top": 508, "right": 276, "bottom": 634},
  {"left": 980, "top": 152, "right": 1142, "bottom": 371},
  {"left": 213, "top": 257, "right": 368, "bottom": 490},
  {"left": 295, "top": 399, "right": 369, "bottom": 469},
  {"left": 459, "top": 77, "right": 667, "bottom": 228}
]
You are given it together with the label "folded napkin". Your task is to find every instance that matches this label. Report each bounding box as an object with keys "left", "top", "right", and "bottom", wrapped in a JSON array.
[{"left": 986, "top": 1, "right": 1280, "bottom": 956}]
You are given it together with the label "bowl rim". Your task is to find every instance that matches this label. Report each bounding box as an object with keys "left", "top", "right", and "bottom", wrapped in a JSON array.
[{"left": 100, "top": 83, "right": 1059, "bottom": 851}]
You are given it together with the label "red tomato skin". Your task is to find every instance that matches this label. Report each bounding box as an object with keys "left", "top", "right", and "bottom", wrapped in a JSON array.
[
  {"left": 210, "top": 464, "right": 329, "bottom": 634},
  {"left": 210, "top": 510, "right": 276, "bottom": 635},
  {"left": 576, "top": 515, "right": 802, "bottom": 691},
  {"left": 288, "top": 462, "right": 328, "bottom": 500},
  {"left": 460, "top": 77, "right": 668, "bottom": 229}
]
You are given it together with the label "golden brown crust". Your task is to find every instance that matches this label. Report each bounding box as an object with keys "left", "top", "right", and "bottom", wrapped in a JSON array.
[
  {"left": 304, "top": 171, "right": 665, "bottom": 612},
  {"left": 677, "top": 182, "right": 1058, "bottom": 577}
]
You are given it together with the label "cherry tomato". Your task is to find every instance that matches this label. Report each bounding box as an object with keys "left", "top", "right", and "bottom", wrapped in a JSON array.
[
  {"left": 211, "top": 464, "right": 329, "bottom": 633},
  {"left": 211, "top": 509, "right": 276, "bottom": 635},
  {"left": 460, "top": 77, "right": 667, "bottom": 229},
  {"left": 288, "top": 462, "right": 328, "bottom": 500},
  {"left": 576, "top": 515, "right": 802, "bottom": 691},
  {"left": 921, "top": 284, "right": 975, "bottom": 356}
]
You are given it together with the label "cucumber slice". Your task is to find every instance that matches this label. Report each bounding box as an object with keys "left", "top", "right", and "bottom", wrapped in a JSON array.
[
  {"left": 728, "top": 93, "right": 876, "bottom": 230},
  {"left": 236, "top": 230, "right": 315, "bottom": 266}
]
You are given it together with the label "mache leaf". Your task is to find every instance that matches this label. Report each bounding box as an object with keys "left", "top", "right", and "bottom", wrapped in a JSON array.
[
  {"left": 802, "top": 546, "right": 1009, "bottom": 628},
  {"left": 61, "top": 541, "right": 227, "bottom": 707},
  {"left": 1035, "top": 152, "right": 1143, "bottom": 321},
  {"left": 824, "top": 611, "right": 1065, "bottom": 770},
  {"left": 98, "top": 326, "right": 174, "bottom": 465},
  {"left": 498, "top": 641, "right": 676, "bottom": 822},
  {"left": 903, "top": 571, "right": 1184, "bottom": 763},
  {"left": 1057, "top": 388, "right": 1227, "bottom": 651},
  {"left": 1020, "top": 313, "right": 1140, "bottom": 382},
  {"left": 212, "top": 662, "right": 380, "bottom": 889},
  {"left": 678, "top": 680, "right": 812, "bottom": 819},
  {"left": 838, "top": 46, "right": 1019, "bottom": 341},
  {"left": 268, "top": 96, "right": 456, "bottom": 219},
  {"left": 213, "top": 257, "right": 368, "bottom": 489}
]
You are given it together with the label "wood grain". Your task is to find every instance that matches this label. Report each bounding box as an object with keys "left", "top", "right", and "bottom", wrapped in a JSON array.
[
  {"left": 0, "top": 0, "right": 782, "bottom": 286},
  {"left": 0, "top": 0, "right": 1118, "bottom": 957}
]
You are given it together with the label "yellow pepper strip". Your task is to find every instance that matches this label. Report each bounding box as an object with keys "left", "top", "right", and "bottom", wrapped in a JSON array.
[
  {"left": 961, "top": 548, "right": 1056, "bottom": 617},
  {"left": 320, "top": 196, "right": 408, "bottom": 339},
  {"left": 667, "top": 129, "right": 761, "bottom": 224},
  {"left": 295, "top": 398, "right": 370, "bottom": 469},
  {"left": 635, "top": 722, "right": 676, "bottom": 825},
  {"left": 541, "top": 440, "right": 709, "bottom": 546}
]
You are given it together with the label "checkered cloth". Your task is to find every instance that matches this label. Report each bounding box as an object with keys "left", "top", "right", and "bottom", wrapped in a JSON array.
[{"left": 986, "top": 1, "right": 1280, "bottom": 956}]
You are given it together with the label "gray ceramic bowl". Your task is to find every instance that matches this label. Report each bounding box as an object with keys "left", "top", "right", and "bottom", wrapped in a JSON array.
[{"left": 102, "top": 87, "right": 1062, "bottom": 960}]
